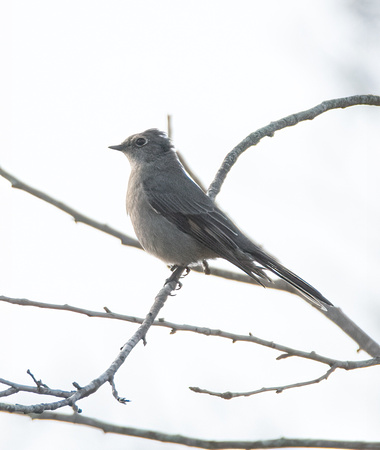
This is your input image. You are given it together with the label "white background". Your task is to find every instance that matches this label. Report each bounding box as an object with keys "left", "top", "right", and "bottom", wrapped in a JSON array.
[{"left": 1, "top": 1, "right": 380, "bottom": 449}]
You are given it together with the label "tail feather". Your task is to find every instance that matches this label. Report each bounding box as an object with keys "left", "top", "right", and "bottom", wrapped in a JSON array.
[
  {"left": 264, "top": 259, "right": 333, "bottom": 308},
  {"left": 235, "top": 247, "right": 333, "bottom": 309}
]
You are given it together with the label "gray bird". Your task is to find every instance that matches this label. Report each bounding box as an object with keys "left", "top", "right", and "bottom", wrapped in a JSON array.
[{"left": 109, "top": 129, "right": 332, "bottom": 309}]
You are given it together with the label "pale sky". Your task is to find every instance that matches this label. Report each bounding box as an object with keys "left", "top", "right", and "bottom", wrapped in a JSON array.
[{"left": 1, "top": 1, "right": 380, "bottom": 449}]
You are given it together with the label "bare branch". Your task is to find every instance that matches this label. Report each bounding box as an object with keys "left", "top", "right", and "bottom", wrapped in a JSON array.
[
  {"left": 0, "top": 377, "right": 75, "bottom": 400},
  {"left": 207, "top": 95, "right": 380, "bottom": 199},
  {"left": 0, "top": 166, "right": 141, "bottom": 249},
  {"left": 323, "top": 307, "right": 380, "bottom": 357},
  {"left": 10, "top": 411, "right": 380, "bottom": 449},
  {"left": 109, "top": 378, "right": 130, "bottom": 404},
  {"left": 27, "top": 369, "right": 49, "bottom": 389},
  {"left": 0, "top": 268, "right": 185, "bottom": 414},
  {"left": 167, "top": 114, "right": 173, "bottom": 139},
  {"left": 176, "top": 150, "right": 208, "bottom": 193},
  {"left": 189, "top": 365, "right": 338, "bottom": 399},
  {"left": 167, "top": 113, "right": 208, "bottom": 191},
  {"left": 1, "top": 296, "right": 379, "bottom": 371}
]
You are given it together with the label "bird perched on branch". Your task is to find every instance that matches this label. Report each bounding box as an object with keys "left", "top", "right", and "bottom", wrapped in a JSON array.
[{"left": 109, "top": 128, "right": 332, "bottom": 310}]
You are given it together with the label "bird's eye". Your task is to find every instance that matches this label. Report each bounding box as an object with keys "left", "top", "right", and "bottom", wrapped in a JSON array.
[{"left": 135, "top": 137, "right": 148, "bottom": 147}]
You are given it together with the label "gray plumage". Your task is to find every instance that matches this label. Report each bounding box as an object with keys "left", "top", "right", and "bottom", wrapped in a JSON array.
[{"left": 109, "top": 128, "right": 332, "bottom": 309}]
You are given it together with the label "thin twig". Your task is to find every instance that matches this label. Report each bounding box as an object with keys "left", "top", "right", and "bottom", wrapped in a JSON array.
[
  {"left": 109, "top": 378, "right": 130, "bottom": 404},
  {"left": 167, "top": 114, "right": 207, "bottom": 191},
  {"left": 189, "top": 365, "right": 338, "bottom": 399},
  {"left": 27, "top": 369, "right": 49, "bottom": 389}
]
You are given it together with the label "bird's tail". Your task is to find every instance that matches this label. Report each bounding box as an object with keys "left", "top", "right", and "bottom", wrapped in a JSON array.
[
  {"left": 262, "top": 258, "right": 333, "bottom": 309},
  {"left": 232, "top": 247, "right": 333, "bottom": 310}
]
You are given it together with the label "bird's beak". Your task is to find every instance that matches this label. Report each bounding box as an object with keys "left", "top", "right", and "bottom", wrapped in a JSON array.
[{"left": 108, "top": 144, "right": 125, "bottom": 151}]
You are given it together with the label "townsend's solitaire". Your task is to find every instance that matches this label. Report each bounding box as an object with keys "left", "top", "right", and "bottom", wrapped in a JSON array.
[{"left": 109, "top": 129, "right": 332, "bottom": 309}]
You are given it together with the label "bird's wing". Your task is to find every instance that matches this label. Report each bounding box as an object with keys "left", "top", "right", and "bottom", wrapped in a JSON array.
[
  {"left": 143, "top": 171, "right": 333, "bottom": 309},
  {"left": 143, "top": 173, "right": 271, "bottom": 284}
]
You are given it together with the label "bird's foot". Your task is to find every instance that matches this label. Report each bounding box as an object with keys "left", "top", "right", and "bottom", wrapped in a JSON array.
[
  {"left": 165, "top": 265, "right": 188, "bottom": 288},
  {"left": 202, "top": 260, "right": 211, "bottom": 275}
]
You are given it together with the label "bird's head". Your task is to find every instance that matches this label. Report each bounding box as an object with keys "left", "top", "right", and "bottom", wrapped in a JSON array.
[{"left": 109, "top": 129, "right": 174, "bottom": 165}]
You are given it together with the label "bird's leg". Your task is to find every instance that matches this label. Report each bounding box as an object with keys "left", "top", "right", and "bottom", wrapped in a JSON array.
[
  {"left": 165, "top": 265, "right": 187, "bottom": 289},
  {"left": 202, "top": 260, "right": 211, "bottom": 275}
]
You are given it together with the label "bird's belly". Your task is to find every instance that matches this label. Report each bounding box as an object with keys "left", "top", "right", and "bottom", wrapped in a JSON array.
[
  {"left": 129, "top": 198, "right": 215, "bottom": 265},
  {"left": 137, "top": 214, "right": 216, "bottom": 264}
]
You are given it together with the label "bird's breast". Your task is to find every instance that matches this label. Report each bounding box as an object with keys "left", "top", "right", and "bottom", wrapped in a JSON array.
[{"left": 126, "top": 176, "right": 215, "bottom": 265}]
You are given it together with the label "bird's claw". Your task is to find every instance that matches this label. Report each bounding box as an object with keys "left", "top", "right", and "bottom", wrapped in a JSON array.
[{"left": 202, "top": 260, "right": 210, "bottom": 275}]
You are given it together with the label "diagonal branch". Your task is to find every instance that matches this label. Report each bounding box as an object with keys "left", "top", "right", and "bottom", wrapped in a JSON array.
[
  {"left": 0, "top": 268, "right": 185, "bottom": 414},
  {"left": 0, "top": 166, "right": 141, "bottom": 249},
  {"left": 10, "top": 411, "right": 380, "bottom": 449},
  {"left": 207, "top": 94, "right": 380, "bottom": 199}
]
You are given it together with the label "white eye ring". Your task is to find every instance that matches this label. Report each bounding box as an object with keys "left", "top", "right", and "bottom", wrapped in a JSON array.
[{"left": 135, "top": 137, "right": 148, "bottom": 147}]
